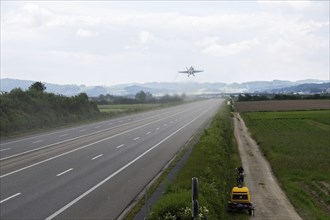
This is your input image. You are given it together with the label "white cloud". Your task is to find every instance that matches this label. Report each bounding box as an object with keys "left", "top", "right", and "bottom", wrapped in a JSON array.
[
  {"left": 139, "top": 31, "right": 154, "bottom": 44},
  {"left": 201, "top": 38, "right": 259, "bottom": 57},
  {"left": 76, "top": 29, "right": 99, "bottom": 38},
  {"left": 1, "top": 1, "right": 329, "bottom": 85}
]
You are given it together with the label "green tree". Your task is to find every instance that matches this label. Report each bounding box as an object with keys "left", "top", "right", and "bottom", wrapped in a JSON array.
[
  {"left": 29, "top": 82, "right": 46, "bottom": 92},
  {"left": 135, "top": 90, "right": 147, "bottom": 103}
]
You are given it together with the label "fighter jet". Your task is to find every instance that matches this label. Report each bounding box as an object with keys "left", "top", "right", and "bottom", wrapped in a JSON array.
[{"left": 178, "top": 66, "right": 204, "bottom": 77}]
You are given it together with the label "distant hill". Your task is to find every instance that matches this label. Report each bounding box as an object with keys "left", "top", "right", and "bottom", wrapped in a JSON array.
[
  {"left": 270, "top": 82, "right": 330, "bottom": 94},
  {"left": 1, "top": 78, "right": 329, "bottom": 97}
]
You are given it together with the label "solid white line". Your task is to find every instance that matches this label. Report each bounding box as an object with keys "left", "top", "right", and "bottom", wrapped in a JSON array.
[
  {"left": 56, "top": 168, "right": 73, "bottom": 177},
  {"left": 116, "top": 144, "right": 125, "bottom": 149},
  {"left": 32, "top": 140, "right": 43, "bottom": 144},
  {"left": 0, "top": 193, "right": 21, "bottom": 204},
  {"left": 91, "top": 154, "right": 103, "bottom": 160},
  {"left": 45, "top": 104, "right": 215, "bottom": 220},
  {"left": 59, "top": 134, "right": 68, "bottom": 137},
  {"left": 146, "top": 132, "right": 151, "bottom": 135},
  {"left": 133, "top": 137, "right": 140, "bottom": 141},
  {"left": 0, "top": 148, "right": 11, "bottom": 152}
]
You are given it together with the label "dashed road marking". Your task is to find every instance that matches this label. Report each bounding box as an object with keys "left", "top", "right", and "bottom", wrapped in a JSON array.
[
  {"left": 133, "top": 137, "right": 140, "bottom": 141},
  {"left": 56, "top": 168, "right": 73, "bottom": 177},
  {"left": 32, "top": 140, "right": 43, "bottom": 144},
  {"left": 116, "top": 144, "right": 125, "bottom": 149},
  {"left": 0, "top": 193, "right": 21, "bottom": 204},
  {"left": 92, "top": 154, "right": 103, "bottom": 160}
]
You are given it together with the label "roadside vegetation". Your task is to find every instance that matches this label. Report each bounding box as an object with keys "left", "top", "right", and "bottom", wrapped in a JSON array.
[
  {"left": 147, "top": 103, "right": 247, "bottom": 220},
  {"left": 242, "top": 110, "right": 330, "bottom": 219},
  {"left": 0, "top": 82, "right": 188, "bottom": 138},
  {"left": 237, "top": 93, "right": 329, "bottom": 102},
  {"left": 0, "top": 82, "right": 100, "bottom": 137}
]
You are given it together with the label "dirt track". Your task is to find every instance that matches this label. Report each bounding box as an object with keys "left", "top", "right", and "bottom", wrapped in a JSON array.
[{"left": 233, "top": 112, "right": 302, "bottom": 220}]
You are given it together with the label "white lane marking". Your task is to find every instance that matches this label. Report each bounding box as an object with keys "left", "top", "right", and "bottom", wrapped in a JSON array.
[
  {"left": 59, "top": 134, "right": 68, "bottom": 137},
  {"left": 156, "top": 127, "right": 160, "bottom": 130},
  {"left": 94, "top": 126, "right": 100, "bottom": 129},
  {"left": 146, "top": 132, "right": 151, "bottom": 135},
  {"left": 56, "top": 168, "right": 73, "bottom": 177},
  {"left": 0, "top": 148, "right": 11, "bottom": 152},
  {"left": 45, "top": 105, "right": 214, "bottom": 220},
  {"left": 91, "top": 154, "right": 103, "bottom": 160},
  {"left": 133, "top": 137, "right": 140, "bottom": 141},
  {"left": 0, "top": 193, "right": 21, "bottom": 204},
  {"left": 0, "top": 104, "right": 216, "bottom": 178},
  {"left": 79, "top": 129, "right": 86, "bottom": 132},
  {"left": 32, "top": 140, "right": 43, "bottom": 144},
  {"left": 116, "top": 144, "right": 125, "bottom": 149}
]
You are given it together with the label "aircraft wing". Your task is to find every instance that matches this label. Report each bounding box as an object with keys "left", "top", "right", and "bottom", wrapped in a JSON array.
[
  {"left": 193, "top": 70, "right": 204, "bottom": 73},
  {"left": 178, "top": 71, "right": 189, "bottom": 73}
]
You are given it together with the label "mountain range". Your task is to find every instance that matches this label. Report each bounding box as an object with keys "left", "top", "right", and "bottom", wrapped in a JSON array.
[{"left": 1, "top": 78, "right": 329, "bottom": 97}]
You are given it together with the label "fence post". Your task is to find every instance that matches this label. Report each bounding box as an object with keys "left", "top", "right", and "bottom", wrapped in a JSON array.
[{"left": 192, "top": 177, "right": 199, "bottom": 219}]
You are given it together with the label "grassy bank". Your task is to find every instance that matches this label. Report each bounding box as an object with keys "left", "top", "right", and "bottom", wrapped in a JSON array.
[
  {"left": 98, "top": 103, "right": 162, "bottom": 116},
  {"left": 242, "top": 110, "right": 330, "bottom": 219},
  {"left": 147, "top": 103, "right": 247, "bottom": 219}
]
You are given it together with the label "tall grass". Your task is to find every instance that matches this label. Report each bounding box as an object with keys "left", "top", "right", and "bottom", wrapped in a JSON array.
[
  {"left": 242, "top": 110, "right": 330, "bottom": 219},
  {"left": 148, "top": 103, "right": 247, "bottom": 220}
]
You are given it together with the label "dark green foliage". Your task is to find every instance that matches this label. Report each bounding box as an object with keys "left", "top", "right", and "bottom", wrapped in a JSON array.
[
  {"left": 237, "top": 93, "right": 330, "bottom": 102},
  {"left": 0, "top": 84, "right": 100, "bottom": 137},
  {"left": 28, "top": 81, "right": 46, "bottom": 92},
  {"left": 93, "top": 91, "right": 184, "bottom": 105},
  {"left": 148, "top": 103, "right": 247, "bottom": 220}
]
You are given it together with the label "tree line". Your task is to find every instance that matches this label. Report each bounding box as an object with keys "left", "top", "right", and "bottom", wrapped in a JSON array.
[
  {"left": 0, "top": 83, "right": 187, "bottom": 137},
  {"left": 237, "top": 93, "right": 330, "bottom": 102},
  {"left": 0, "top": 82, "right": 100, "bottom": 136},
  {"left": 93, "top": 90, "right": 186, "bottom": 105}
]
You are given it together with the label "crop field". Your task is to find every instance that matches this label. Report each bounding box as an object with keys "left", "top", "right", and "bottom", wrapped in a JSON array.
[
  {"left": 235, "top": 100, "right": 330, "bottom": 112},
  {"left": 242, "top": 110, "right": 330, "bottom": 219}
]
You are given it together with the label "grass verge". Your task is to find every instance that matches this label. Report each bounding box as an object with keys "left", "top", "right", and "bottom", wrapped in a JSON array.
[
  {"left": 242, "top": 110, "right": 330, "bottom": 220},
  {"left": 143, "top": 103, "right": 247, "bottom": 219}
]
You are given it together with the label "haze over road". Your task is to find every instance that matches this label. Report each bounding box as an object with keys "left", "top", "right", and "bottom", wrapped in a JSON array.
[{"left": 0, "top": 99, "right": 222, "bottom": 219}]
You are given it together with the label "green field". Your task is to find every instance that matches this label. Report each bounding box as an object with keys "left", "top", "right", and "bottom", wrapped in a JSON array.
[
  {"left": 242, "top": 110, "right": 330, "bottom": 219},
  {"left": 98, "top": 103, "right": 162, "bottom": 116}
]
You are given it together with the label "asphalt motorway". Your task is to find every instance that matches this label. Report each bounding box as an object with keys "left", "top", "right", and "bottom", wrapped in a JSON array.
[{"left": 0, "top": 99, "right": 223, "bottom": 220}]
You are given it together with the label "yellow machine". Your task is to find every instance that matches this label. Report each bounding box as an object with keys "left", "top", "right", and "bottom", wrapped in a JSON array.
[{"left": 227, "top": 186, "right": 254, "bottom": 216}]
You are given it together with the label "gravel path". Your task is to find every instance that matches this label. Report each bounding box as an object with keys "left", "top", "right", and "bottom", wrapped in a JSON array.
[{"left": 233, "top": 112, "right": 302, "bottom": 220}]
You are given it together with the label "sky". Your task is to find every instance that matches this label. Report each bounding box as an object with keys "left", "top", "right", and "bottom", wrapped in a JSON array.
[{"left": 1, "top": 1, "right": 329, "bottom": 86}]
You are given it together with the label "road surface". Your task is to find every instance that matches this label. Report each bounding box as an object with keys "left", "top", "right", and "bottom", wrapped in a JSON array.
[{"left": 0, "top": 99, "right": 222, "bottom": 220}]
